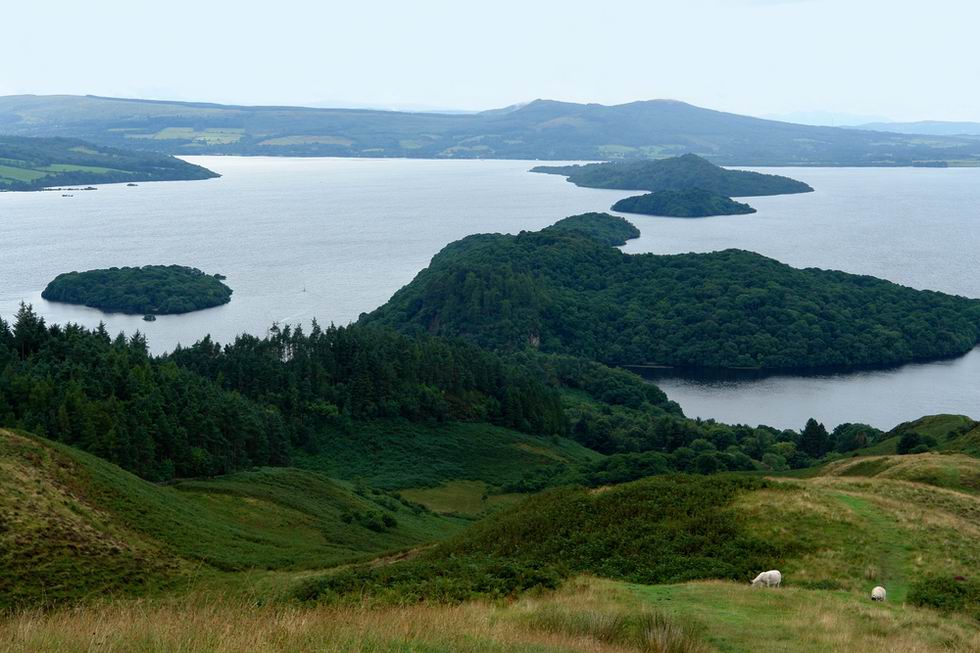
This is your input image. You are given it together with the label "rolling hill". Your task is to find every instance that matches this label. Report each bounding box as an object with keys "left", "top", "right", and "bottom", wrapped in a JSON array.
[
  {"left": 0, "top": 427, "right": 466, "bottom": 609},
  {"left": 3, "top": 421, "right": 979, "bottom": 651},
  {"left": 2, "top": 94, "right": 980, "bottom": 165},
  {"left": 288, "top": 457, "right": 980, "bottom": 650},
  {"left": 0, "top": 135, "right": 218, "bottom": 191}
]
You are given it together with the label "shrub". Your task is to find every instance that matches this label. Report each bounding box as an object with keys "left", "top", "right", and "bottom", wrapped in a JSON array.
[
  {"left": 294, "top": 555, "right": 563, "bottom": 605},
  {"left": 908, "top": 575, "right": 980, "bottom": 620}
]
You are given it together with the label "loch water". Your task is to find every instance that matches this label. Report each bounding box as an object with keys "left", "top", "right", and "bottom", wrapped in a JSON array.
[{"left": 2, "top": 157, "right": 978, "bottom": 429}]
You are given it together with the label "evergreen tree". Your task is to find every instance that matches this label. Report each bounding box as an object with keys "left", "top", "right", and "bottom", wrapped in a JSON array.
[{"left": 799, "top": 418, "right": 830, "bottom": 458}]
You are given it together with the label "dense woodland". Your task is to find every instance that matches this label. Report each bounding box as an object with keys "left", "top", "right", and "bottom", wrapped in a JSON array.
[
  {"left": 42, "top": 265, "right": 233, "bottom": 315},
  {"left": 532, "top": 153, "right": 813, "bottom": 195},
  {"left": 366, "top": 213, "right": 980, "bottom": 370},
  {"left": 0, "top": 305, "right": 565, "bottom": 480},
  {"left": 0, "top": 304, "right": 885, "bottom": 484},
  {"left": 0, "top": 136, "right": 217, "bottom": 191},
  {"left": 611, "top": 188, "right": 756, "bottom": 217}
]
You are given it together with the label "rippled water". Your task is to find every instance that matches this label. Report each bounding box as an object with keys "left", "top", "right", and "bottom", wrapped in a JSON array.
[{"left": 1, "top": 158, "right": 977, "bottom": 428}]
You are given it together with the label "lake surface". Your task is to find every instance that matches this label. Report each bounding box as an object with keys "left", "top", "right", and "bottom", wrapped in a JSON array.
[{"left": 1, "top": 158, "right": 977, "bottom": 429}]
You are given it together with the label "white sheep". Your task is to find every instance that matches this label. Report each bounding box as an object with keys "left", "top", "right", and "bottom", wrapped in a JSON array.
[
  {"left": 871, "top": 586, "right": 886, "bottom": 601},
  {"left": 751, "top": 570, "right": 782, "bottom": 588}
]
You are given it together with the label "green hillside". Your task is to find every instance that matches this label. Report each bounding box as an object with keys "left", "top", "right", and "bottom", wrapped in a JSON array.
[
  {"left": 0, "top": 428, "right": 464, "bottom": 609},
  {"left": 0, "top": 135, "right": 217, "bottom": 191},
  {"left": 2, "top": 95, "right": 980, "bottom": 164},
  {"left": 532, "top": 153, "right": 813, "bottom": 195},
  {"left": 612, "top": 188, "right": 757, "bottom": 217},
  {"left": 297, "top": 460, "right": 980, "bottom": 617},
  {"left": 851, "top": 414, "right": 980, "bottom": 457},
  {"left": 364, "top": 213, "right": 980, "bottom": 370}
]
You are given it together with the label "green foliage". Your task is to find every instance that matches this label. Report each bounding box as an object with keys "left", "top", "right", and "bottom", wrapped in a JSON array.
[
  {"left": 533, "top": 154, "right": 813, "bottom": 195},
  {"left": 897, "top": 431, "right": 939, "bottom": 454},
  {"left": 0, "top": 135, "right": 217, "bottom": 191},
  {"left": 908, "top": 575, "right": 980, "bottom": 620},
  {"left": 799, "top": 418, "right": 830, "bottom": 458},
  {"left": 0, "top": 304, "right": 566, "bottom": 480},
  {"left": 295, "top": 420, "right": 599, "bottom": 491},
  {"left": 297, "top": 476, "right": 781, "bottom": 604},
  {"left": 365, "top": 214, "right": 980, "bottom": 370},
  {"left": 543, "top": 212, "right": 640, "bottom": 245},
  {"left": 612, "top": 188, "right": 756, "bottom": 217},
  {"left": 42, "top": 265, "right": 233, "bottom": 315},
  {"left": 295, "top": 554, "right": 563, "bottom": 605},
  {"left": 832, "top": 423, "right": 884, "bottom": 453}
]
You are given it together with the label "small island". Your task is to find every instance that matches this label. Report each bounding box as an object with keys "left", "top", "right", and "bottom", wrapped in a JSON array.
[
  {"left": 532, "top": 153, "right": 813, "bottom": 196},
  {"left": 612, "top": 189, "right": 757, "bottom": 217},
  {"left": 42, "top": 265, "right": 232, "bottom": 315}
]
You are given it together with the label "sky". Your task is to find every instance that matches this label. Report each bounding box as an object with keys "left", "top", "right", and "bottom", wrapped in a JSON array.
[{"left": 4, "top": 0, "right": 979, "bottom": 122}]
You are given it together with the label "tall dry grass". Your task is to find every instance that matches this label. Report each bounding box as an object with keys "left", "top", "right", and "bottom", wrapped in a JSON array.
[{"left": 0, "top": 585, "right": 705, "bottom": 653}]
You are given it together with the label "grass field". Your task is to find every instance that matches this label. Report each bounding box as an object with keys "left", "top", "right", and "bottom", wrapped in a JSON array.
[
  {"left": 128, "top": 127, "right": 244, "bottom": 144},
  {"left": 2, "top": 578, "right": 977, "bottom": 653},
  {"left": 399, "top": 480, "right": 525, "bottom": 516},
  {"left": 735, "top": 467, "right": 980, "bottom": 602}
]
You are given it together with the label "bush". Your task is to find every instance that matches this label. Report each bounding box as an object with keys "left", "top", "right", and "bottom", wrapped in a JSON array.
[
  {"left": 897, "top": 431, "right": 938, "bottom": 455},
  {"left": 908, "top": 575, "right": 980, "bottom": 620},
  {"left": 294, "top": 555, "right": 563, "bottom": 605}
]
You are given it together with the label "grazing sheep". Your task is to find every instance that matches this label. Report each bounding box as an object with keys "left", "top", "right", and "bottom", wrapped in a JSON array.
[
  {"left": 751, "top": 570, "right": 782, "bottom": 588},
  {"left": 871, "top": 586, "right": 886, "bottom": 601}
]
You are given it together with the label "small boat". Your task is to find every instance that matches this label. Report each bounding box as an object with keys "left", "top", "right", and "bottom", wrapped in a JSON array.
[{"left": 142, "top": 314, "right": 157, "bottom": 322}]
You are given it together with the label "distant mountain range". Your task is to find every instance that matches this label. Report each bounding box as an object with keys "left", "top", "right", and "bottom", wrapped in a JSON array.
[
  {"left": 856, "top": 121, "right": 980, "bottom": 137},
  {"left": 1, "top": 94, "right": 979, "bottom": 165}
]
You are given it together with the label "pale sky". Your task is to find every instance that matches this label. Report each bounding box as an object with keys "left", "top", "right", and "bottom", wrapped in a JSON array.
[{"left": 4, "top": 0, "right": 979, "bottom": 121}]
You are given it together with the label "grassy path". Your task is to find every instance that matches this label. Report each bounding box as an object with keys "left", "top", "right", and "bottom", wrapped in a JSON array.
[
  {"left": 829, "top": 492, "right": 911, "bottom": 601},
  {"left": 624, "top": 579, "right": 977, "bottom": 652}
]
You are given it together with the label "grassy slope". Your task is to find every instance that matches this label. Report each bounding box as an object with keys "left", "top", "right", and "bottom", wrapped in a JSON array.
[
  {"left": 0, "top": 429, "right": 464, "bottom": 609},
  {"left": 854, "top": 413, "right": 980, "bottom": 457},
  {"left": 294, "top": 419, "right": 601, "bottom": 491}
]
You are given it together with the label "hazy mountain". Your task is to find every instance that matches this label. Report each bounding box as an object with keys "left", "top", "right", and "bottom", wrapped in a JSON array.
[
  {"left": 1, "top": 94, "right": 979, "bottom": 165},
  {"left": 762, "top": 110, "right": 892, "bottom": 127},
  {"left": 857, "top": 120, "right": 980, "bottom": 137}
]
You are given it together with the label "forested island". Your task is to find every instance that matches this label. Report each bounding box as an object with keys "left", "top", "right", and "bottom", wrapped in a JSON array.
[
  {"left": 42, "top": 265, "right": 232, "bottom": 315},
  {"left": 612, "top": 188, "right": 757, "bottom": 217},
  {"left": 532, "top": 153, "right": 813, "bottom": 196},
  {"left": 364, "top": 213, "right": 980, "bottom": 370},
  {"left": 0, "top": 136, "right": 218, "bottom": 191}
]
